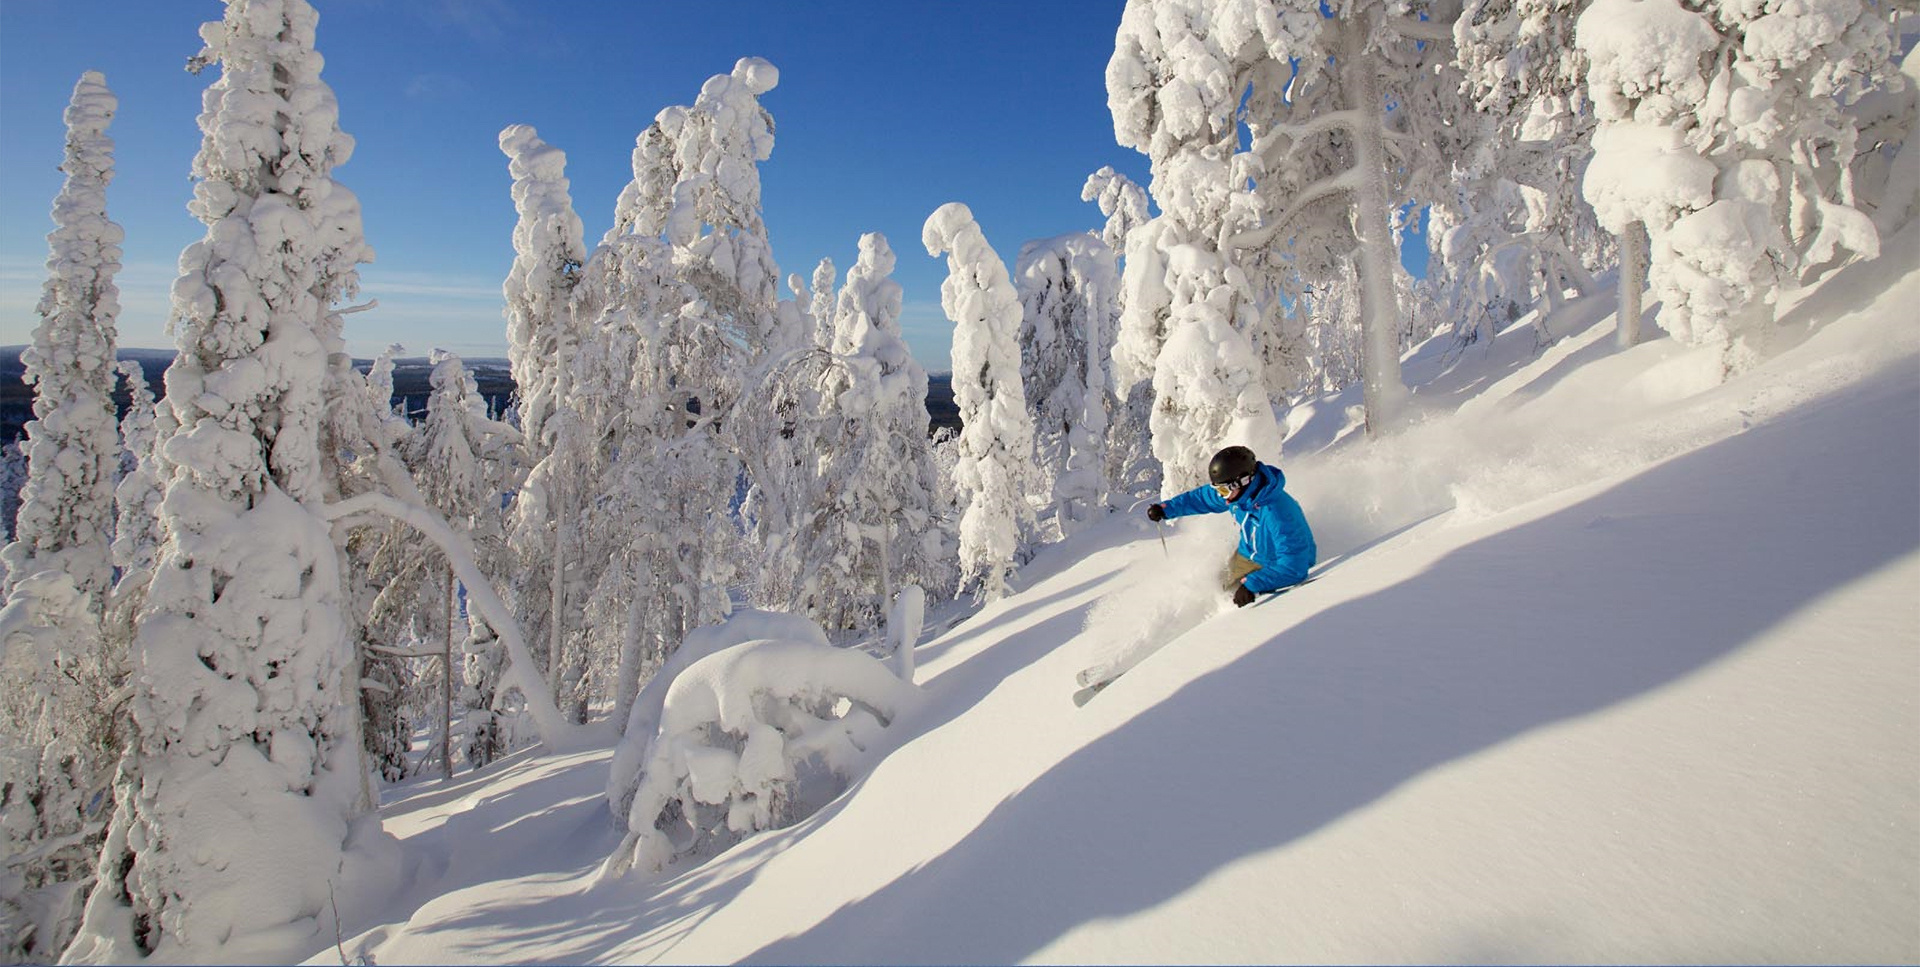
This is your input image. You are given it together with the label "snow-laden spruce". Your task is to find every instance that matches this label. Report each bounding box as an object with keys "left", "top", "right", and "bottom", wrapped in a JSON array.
[
  {"left": 1, "top": 71, "right": 123, "bottom": 606},
  {"left": 108, "top": 360, "right": 163, "bottom": 589},
  {"left": 602, "top": 610, "right": 922, "bottom": 879},
  {"left": 0, "top": 71, "right": 126, "bottom": 966},
  {"left": 1577, "top": 0, "right": 1896, "bottom": 368},
  {"left": 499, "top": 123, "right": 587, "bottom": 724},
  {"left": 924, "top": 203, "right": 1038, "bottom": 601},
  {"left": 61, "top": 4, "right": 389, "bottom": 960},
  {"left": 1016, "top": 232, "right": 1120, "bottom": 537}
]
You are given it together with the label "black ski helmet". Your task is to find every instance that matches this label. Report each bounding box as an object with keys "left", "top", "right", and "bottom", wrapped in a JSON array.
[{"left": 1207, "top": 445, "right": 1258, "bottom": 485}]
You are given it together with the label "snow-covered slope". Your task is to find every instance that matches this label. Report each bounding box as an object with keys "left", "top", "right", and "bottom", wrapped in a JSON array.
[{"left": 321, "top": 235, "right": 1919, "bottom": 965}]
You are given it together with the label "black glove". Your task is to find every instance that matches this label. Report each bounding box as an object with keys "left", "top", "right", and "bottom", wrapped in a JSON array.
[
  {"left": 1147, "top": 503, "right": 1166, "bottom": 522},
  {"left": 1232, "top": 583, "right": 1256, "bottom": 608}
]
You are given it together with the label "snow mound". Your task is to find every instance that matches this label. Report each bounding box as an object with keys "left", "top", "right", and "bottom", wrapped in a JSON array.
[{"left": 603, "top": 613, "right": 920, "bottom": 879}]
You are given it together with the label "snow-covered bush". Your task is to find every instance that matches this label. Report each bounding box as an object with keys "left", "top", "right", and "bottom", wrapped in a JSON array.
[{"left": 603, "top": 610, "right": 921, "bottom": 878}]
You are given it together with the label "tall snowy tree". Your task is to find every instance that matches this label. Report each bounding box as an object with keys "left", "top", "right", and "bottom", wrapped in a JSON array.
[
  {"left": 834, "top": 234, "right": 954, "bottom": 616},
  {"left": 1082, "top": 167, "right": 1161, "bottom": 503},
  {"left": 1015, "top": 232, "right": 1120, "bottom": 537},
  {"left": 794, "top": 232, "right": 952, "bottom": 630},
  {"left": 1577, "top": 0, "right": 1896, "bottom": 367},
  {"left": 552, "top": 57, "right": 783, "bottom": 726},
  {"left": 64, "top": 3, "right": 381, "bottom": 959},
  {"left": 499, "top": 123, "right": 586, "bottom": 713},
  {"left": 0, "top": 72, "right": 126, "bottom": 965},
  {"left": 1, "top": 72, "right": 124, "bottom": 606},
  {"left": 923, "top": 203, "right": 1037, "bottom": 602}
]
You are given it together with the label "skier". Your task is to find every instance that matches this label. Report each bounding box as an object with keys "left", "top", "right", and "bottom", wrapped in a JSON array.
[{"left": 1147, "top": 445, "right": 1317, "bottom": 607}]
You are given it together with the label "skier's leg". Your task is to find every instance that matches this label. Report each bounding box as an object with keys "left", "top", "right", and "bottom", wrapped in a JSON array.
[{"left": 1221, "top": 551, "right": 1262, "bottom": 591}]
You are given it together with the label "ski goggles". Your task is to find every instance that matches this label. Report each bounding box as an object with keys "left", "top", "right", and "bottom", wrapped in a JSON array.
[{"left": 1212, "top": 473, "right": 1253, "bottom": 499}]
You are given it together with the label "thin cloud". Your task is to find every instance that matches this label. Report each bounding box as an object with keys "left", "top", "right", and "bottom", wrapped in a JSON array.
[
  {"left": 405, "top": 72, "right": 471, "bottom": 103},
  {"left": 429, "top": 0, "right": 516, "bottom": 43},
  {"left": 356, "top": 271, "right": 501, "bottom": 301}
]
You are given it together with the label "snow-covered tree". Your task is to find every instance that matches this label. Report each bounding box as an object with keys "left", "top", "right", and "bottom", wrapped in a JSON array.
[
  {"left": 411, "top": 350, "right": 524, "bottom": 766},
  {"left": 1850, "top": 41, "right": 1917, "bottom": 237},
  {"left": 838, "top": 234, "right": 954, "bottom": 615},
  {"left": 1016, "top": 232, "right": 1119, "bottom": 536},
  {"left": 796, "top": 232, "right": 952, "bottom": 630},
  {"left": 924, "top": 203, "right": 1037, "bottom": 601},
  {"left": 110, "top": 361, "right": 164, "bottom": 589},
  {"left": 1081, "top": 169, "right": 1161, "bottom": 504},
  {"left": 0, "top": 72, "right": 127, "bottom": 965},
  {"left": 65, "top": 3, "right": 381, "bottom": 958},
  {"left": 501, "top": 125, "right": 586, "bottom": 462},
  {"left": 1442, "top": 0, "right": 1611, "bottom": 349},
  {"left": 0, "top": 568, "right": 119, "bottom": 965},
  {"left": 0, "top": 443, "right": 25, "bottom": 544},
  {"left": 809, "top": 257, "right": 838, "bottom": 350},
  {"left": 1578, "top": 0, "right": 1897, "bottom": 366},
  {"left": 526, "top": 57, "right": 783, "bottom": 731},
  {"left": 1, "top": 72, "right": 124, "bottom": 606},
  {"left": 1108, "top": 0, "right": 1471, "bottom": 439},
  {"left": 1083, "top": 165, "right": 1152, "bottom": 253},
  {"left": 499, "top": 123, "right": 587, "bottom": 719}
]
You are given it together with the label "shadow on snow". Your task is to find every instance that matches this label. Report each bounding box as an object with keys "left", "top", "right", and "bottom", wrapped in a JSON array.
[{"left": 742, "top": 365, "right": 1919, "bottom": 964}]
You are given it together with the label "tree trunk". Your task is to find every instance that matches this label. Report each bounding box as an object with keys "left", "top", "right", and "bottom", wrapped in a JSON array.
[
  {"left": 1617, "top": 220, "right": 1648, "bottom": 349},
  {"left": 443, "top": 562, "right": 454, "bottom": 781},
  {"left": 1343, "top": 22, "right": 1410, "bottom": 436},
  {"left": 614, "top": 552, "right": 647, "bottom": 734}
]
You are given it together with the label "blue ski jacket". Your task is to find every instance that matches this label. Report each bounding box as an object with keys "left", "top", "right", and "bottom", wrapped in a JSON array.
[{"left": 1160, "top": 461, "right": 1317, "bottom": 593}]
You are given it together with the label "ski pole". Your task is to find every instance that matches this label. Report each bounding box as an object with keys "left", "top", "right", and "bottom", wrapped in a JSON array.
[{"left": 1156, "top": 518, "right": 1168, "bottom": 557}]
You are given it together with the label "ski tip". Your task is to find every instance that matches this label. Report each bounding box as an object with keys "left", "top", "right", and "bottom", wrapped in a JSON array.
[{"left": 1072, "top": 678, "right": 1113, "bottom": 707}]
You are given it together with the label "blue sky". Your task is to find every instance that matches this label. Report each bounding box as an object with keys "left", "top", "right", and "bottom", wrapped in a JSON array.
[{"left": 1, "top": 1, "right": 1153, "bottom": 369}]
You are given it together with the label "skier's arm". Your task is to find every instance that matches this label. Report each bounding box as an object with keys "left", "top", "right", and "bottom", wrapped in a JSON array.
[
  {"left": 1159, "top": 484, "right": 1228, "bottom": 520},
  {"left": 1239, "top": 565, "right": 1293, "bottom": 595}
]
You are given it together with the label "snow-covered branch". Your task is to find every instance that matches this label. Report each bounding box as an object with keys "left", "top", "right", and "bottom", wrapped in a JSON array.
[
  {"left": 322, "top": 489, "right": 582, "bottom": 750},
  {"left": 1226, "top": 167, "right": 1367, "bottom": 251},
  {"left": 1382, "top": 16, "right": 1454, "bottom": 44}
]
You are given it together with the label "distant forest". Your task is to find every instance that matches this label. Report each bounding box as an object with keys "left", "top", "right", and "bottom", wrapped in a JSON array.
[{"left": 0, "top": 348, "right": 960, "bottom": 444}]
